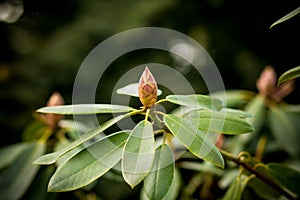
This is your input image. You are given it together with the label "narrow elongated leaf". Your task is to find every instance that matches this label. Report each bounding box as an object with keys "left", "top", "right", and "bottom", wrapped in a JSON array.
[
  {"left": 184, "top": 110, "right": 254, "bottom": 134},
  {"left": 33, "top": 114, "right": 126, "bottom": 165},
  {"left": 144, "top": 145, "right": 175, "bottom": 200},
  {"left": 0, "top": 141, "right": 46, "bottom": 200},
  {"left": 278, "top": 66, "right": 300, "bottom": 85},
  {"left": 266, "top": 163, "right": 300, "bottom": 196},
  {"left": 37, "top": 104, "right": 135, "bottom": 115},
  {"left": 166, "top": 94, "right": 223, "bottom": 111},
  {"left": 163, "top": 114, "right": 224, "bottom": 168},
  {"left": 48, "top": 131, "right": 129, "bottom": 192},
  {"left": 122, "top": 120, "right": 155, "bottom": 188},
  {"left": 0, "top": 142, "right": 31, "bottom": 169},
  {"left": 270, "top": 7, "right": 300, "bottom": 29},
  {"left": 269, "top": 106, "right": 300, "bottom": 156},
  {"left": 117, "top": 83, "right": 162, "bottom": 97}
]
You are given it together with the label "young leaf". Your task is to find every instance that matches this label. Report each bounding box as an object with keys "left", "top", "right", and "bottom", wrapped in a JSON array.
[
  {"left": 48, "top": 131, "right": 129, "bottom": 192},
  {"left": 0, "top": 141, "right": 46, "bottom": 200},
  {"left": 163, "top": 114, "right": 224, "bottom": 168},
  {"left": 33, "top": 114, "right": 126, "bottom": 165},
  {"left": 122, "top": 120, "right": 155, "bottom": 188},
  {"left": 117, "top": 83, "right": 162, "bottom": 97},
  {"left": 184, "top": 110, "right": 254, "bottom": 134},
  {"left": 278, "top": 66, "right": 300, "bottom": 85},
  {"left": 269, "top": 106, "right": 300, "bottom": 156},
  {"left": 37, "top": 104, "right": 135, "bottom": 115},
  {"left": 144, "top": 145, "right": 175, "bottom": 200},
  {"left": 166, "top": 94, "right": 223, "bottom": 111},
  {"left": 270, "top": 7, "right": 300, "bottom": 29}
]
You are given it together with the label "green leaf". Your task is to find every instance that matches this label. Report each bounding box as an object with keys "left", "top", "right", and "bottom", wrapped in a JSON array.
[
  {"left": 221, "top": 108, "right": 254, "bottom": 118},
  {"left": 0, "top": 142, "right": 31, "bottom": 169},
  {"left": 163, "top": 114, "right": 224, "bottom": 168},
  {"left": 116, "top": 83, "right": 162, "bottom": 97},
  {"left": 266, "top": 163, "right": 300, "bottom": 196},
  {"left": 269, "top": 106, "right": 300, "bottom": 156},
  {"left": 223, "top": 174, "right": 252, "bottom": 200},
  {"left": 141, "top": 168, "right": 181, "bottom": 200},
  {"left": 122, "top": 120, "right": 155, "bottom": 188},
  {"left": 25, "top": 166, "right": 57, "bottom": 200},
  {"left": 247, "top": 164, "right": 281, "bottom": 199},
  {"left": 245, "top": 95, "right": 266, "bottom": 133},
  {"left": 48, "top": 131, "right": 129, "bottom": 192},
  {"left": 37, "top": 104, "right": 135, "bottom": 115},
  {"left": 270, "top": 7, "right": 300, "bottom": 29},
  {"left": 211, "top": 90, "right": 255, "bottom": 107},
  {"left": 184, "top": 110, "right": 254, "bottom": 134},
  {"left": 0, "top": 141, "right": 46, "bottom": 200},
  {"left": 144, "top": 145, "right": 175, "bottom": 200},
  {"left": 166, "top": 94, "right": 223, "bottom": 111},
  {"left": 22, "top": 120, "right": 52, "bottom": 141},
  {"left": 228, "top": 95, "right": 266, "bottom": 155},
  {"left": 33, "top": 114, "right": 126, "bottom": 165},
  {"left": 278, "top": 66, "right": 300, "bottom": 85}
]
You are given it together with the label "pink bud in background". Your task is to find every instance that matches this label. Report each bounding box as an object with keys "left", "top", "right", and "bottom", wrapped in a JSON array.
[{"left": 41, "top": 92, "right": 64, "bottom": 130}]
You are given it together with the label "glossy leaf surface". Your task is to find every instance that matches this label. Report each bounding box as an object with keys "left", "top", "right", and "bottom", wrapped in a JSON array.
[
  {"left": 184, "top": 110, "right": 254, "bottom": 134},
  {"left": 166, "top": 94, "right": 223, "bottom": 111},
  {"left": 33, "top": 114, "right": 126, "bottom": 165},
  {"left": 164, "top": 114, "right": 224, "bottom": 168},
  {"left": 144, "top": 145, "right": 175, "bottom": 200},
  {"left": 37, "top": 104, "right": 135, "bottom": 115},
  {"left": 48, "top": 131, "right": 129, "bottom": 192},
  {"left": 122, "top": 120, "right": 155, "bottom": 188}
]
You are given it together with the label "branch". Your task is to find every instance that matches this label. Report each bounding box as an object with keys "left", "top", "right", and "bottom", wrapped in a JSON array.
[{"left": 220, "top": 149, "right": 298, "bottom": 200}]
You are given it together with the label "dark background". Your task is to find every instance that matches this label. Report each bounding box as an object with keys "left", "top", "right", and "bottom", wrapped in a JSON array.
[{"left": 0, "top": 0, "right": 299, "bottom": 145}]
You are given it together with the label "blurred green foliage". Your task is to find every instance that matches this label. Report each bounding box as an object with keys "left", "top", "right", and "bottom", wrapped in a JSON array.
[
  {"left": 0, "top": 0, "right": 299, "bottom": 145},
  {"left": 0, "top": 1, "right": 300, "bottom": 199}
]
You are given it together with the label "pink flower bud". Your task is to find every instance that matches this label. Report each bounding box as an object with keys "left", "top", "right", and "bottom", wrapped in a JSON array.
[
  {"left": 256, "top": 66, "right": 294, "bottom": 102},
  {"left": 138, "top": 67, "right": 158, "bottom": 108}
]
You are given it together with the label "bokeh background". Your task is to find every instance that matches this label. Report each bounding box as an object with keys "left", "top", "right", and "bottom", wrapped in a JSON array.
[{"left": 0, "top": 0, "right": 299, "bottom": 146}]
